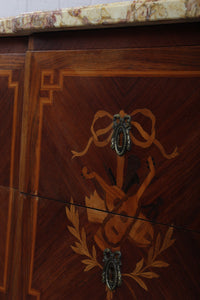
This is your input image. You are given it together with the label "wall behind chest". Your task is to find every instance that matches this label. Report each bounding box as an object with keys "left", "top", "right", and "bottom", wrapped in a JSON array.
[{"left": 0, "top": 0, "right": 128, "bottom": 18}]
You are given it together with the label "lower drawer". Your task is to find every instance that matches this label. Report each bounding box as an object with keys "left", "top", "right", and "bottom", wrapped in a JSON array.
[{"left": 23, "top": 195, "right": 200, "bottom": 300}]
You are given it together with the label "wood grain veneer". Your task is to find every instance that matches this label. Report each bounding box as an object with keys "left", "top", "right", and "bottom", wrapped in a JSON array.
[
  {"left": 0, "top": 55, "right": 25, "bottom": 189},
  {"left": 31, "top": 23, "right": 200, "bottom": 51},
  {"left": 0, "top": 37, "right": 28, "bottom": 53}
]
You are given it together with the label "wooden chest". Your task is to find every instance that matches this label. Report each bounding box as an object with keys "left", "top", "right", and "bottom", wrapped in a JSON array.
[{"left": 0, "top": 23, "right": 200, "bottom": 299}]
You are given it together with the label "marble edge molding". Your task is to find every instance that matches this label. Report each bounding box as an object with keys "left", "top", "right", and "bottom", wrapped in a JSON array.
[{"left": 0, "top": 0, "right": 200, "bottom": 36}]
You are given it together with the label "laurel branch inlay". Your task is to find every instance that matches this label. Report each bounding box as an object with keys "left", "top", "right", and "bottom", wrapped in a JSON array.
[
  {"left": 66, "top": 200, "right": 175, "bottom": 299},
  {"left": 66, "top": 198, "right": 102, "bottom": 272}
]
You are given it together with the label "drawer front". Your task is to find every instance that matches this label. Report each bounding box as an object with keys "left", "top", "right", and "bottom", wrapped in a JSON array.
[
  {"left": 20, "top": 48, "right": 200, "bottom": 231},
  {"left": 23, "top": 195, "right": 200, "bottom": 299}
]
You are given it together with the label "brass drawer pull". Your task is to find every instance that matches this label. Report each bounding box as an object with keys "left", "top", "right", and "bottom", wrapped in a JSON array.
[
  {"left": 111, "top": 114, "right": 131, "bottom": 156},
  {"left": 102, "top": 248, "right": 122, "bottom": 291}
]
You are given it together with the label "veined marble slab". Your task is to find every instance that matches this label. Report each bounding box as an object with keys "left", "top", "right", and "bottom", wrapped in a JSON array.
[{"left": 0, "top": 0, "right": 199, "bottom": 35}]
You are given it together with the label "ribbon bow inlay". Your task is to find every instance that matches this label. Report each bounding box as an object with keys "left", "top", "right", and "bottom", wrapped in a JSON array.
[{"left": 71, "top": 109, "right": 178, "bottom": 160}]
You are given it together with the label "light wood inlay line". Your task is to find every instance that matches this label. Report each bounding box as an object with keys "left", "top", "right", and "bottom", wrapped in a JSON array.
[
  {"left": 20, "top": 53, "right": 42, "bottom": 299},
  {"left": 28, "top": 197, "right": 40, "bottom": 300},
  {"left": 40, "top": 68, "right": 200, "bottom": 126},
  {"left": 41, "top": 70, "right": 200, "bottom": 87}
]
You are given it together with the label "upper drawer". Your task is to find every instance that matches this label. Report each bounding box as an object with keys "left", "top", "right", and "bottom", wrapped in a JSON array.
[{"left": 20, "top": 48, "right": 200, "bottom": 231}]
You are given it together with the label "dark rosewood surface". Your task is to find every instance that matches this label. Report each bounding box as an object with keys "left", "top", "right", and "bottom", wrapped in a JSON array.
[
  {"left": 31, "top": 23, "right": 200, "bottom": 51},
  {"left": 0, "top": 187, "right": 25, "bottom": 299},
  {"left": 0, "top": 55, "right": 25, "bottom": 189},
  {"left": 0, "top": 187, "right": 10, "bottom": 295},
  {"left": 0, "top": 37, "right": 28, "bottom": 53}
]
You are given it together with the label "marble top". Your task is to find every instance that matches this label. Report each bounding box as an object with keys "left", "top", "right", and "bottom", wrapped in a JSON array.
[{"left": 0, "top": 0, "right": 199, "bottom": 36}]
